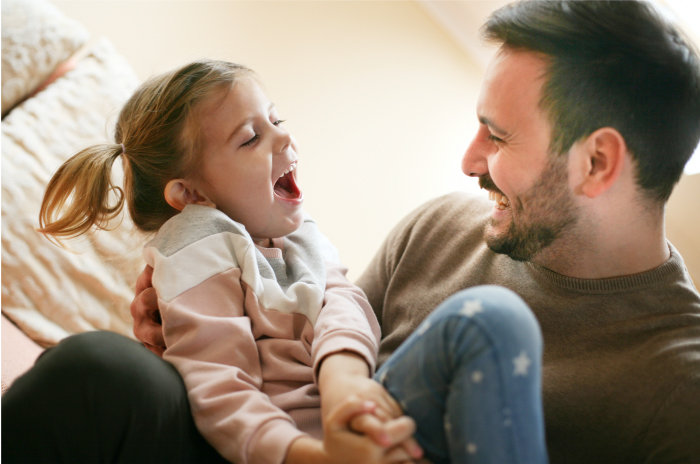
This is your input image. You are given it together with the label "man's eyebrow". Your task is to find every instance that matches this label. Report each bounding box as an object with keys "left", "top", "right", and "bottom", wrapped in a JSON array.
[{"left": 479, "top": 116, "right": 508, "bottom": 136}]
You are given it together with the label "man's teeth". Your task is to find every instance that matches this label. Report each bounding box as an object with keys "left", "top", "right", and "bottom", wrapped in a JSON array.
[
  {"left": 488, "top": 191, "right": 510, "bottom": 209},
  {"left": 279, "top": 162, "right": 297, "bottom": 178}
]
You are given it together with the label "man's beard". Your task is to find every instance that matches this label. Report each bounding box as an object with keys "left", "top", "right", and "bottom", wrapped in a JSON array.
[{"left": 480, "top": 156, "right": 579, "bottom": 262}]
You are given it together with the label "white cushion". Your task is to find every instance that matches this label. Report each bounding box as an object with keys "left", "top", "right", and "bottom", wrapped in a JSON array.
[
  {"left": 1, "top": 0, "right": 89, "bottom": 115},
  {"left": 1, "top": 38, "right": 144, "bottom": 347}
]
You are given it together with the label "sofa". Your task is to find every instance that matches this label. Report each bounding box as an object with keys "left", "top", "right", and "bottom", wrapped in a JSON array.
[{"left": 1, "top": 0, "right": 146, "bottom": 394}]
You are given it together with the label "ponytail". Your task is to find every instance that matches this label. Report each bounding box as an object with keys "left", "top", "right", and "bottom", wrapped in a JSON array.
[
  {"left": 38, "top": 144, "right": 125, "bottom": 246},
  {"left": 38, "top": 60, "right": 253, "bottom": 247}
]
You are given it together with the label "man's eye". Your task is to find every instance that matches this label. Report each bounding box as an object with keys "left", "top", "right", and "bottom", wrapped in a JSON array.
[
  {"left": 487, "top": 134, "right": 504, "bottom": 143},
  {"left": 241, "top": 134, "right": 259, "bottom": 147},
  {"left": 273, "top": 119, "right": 286, "bottom": 126}
]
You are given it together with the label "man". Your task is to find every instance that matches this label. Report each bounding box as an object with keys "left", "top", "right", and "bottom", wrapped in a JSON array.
[
  {"left": 356, "top": 1, "right": 700, "bottom": 462},
  {"left": 129, "top": 1, "right": 699, "bottom": 461}
]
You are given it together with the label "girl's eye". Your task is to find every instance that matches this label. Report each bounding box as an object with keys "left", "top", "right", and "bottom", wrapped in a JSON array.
[
  {"left": 273, "top": 119, "right": 286, "bottom": 126},
  {"left": 241, "top": 134, "right": 259, "bottom": 147}
]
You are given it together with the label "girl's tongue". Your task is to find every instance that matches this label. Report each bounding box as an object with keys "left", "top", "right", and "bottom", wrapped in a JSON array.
[{"left": 274, "top": 170, "right": 301, "bottom": 199}]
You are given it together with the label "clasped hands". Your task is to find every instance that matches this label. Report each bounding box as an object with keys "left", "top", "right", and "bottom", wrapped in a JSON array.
[{"left": 131, "top": 265, "right": 425, "bottom": 464}]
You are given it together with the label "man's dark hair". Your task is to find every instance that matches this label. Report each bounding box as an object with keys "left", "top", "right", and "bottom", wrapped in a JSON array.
[{"left": 482, "top": 0, "right": 700, "bottom": 202}]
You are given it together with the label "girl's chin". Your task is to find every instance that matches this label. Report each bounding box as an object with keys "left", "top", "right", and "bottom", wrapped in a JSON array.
[
  {"left": 260, "top": 212, "right": 305, "bottom": 239},
  {"left": 274, "top": 191, "right": 304, "bottom": 207}
]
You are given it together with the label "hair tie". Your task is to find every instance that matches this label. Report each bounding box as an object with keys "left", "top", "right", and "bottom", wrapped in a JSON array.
[{"left": 120, "top": 143, "right": 125, "bottom": 155}]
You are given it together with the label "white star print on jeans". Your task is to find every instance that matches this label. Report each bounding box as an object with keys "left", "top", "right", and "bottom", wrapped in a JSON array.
[
  {"left": 460, "top": 299, "right": 484, "bottom": 317},
  {"left": 513, "top": 350, "right": 532, "bottom": 376}
]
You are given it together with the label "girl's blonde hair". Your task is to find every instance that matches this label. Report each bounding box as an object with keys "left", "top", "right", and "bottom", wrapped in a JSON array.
[{"left": 38, "top": 60, "right": 253, "bottom": 243}]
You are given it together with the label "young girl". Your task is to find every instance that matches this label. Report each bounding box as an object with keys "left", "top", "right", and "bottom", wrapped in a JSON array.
[
  {"left": 39, "top": 59, "right": 548, "bottom": 464},
  {"left": 38, "top": 59, "right": 420, "bottom": 464}
]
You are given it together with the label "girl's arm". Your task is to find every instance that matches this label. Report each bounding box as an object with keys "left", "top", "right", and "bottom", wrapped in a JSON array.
[{"left": 312, "top": 262, "right": 423, "bottom": 460}]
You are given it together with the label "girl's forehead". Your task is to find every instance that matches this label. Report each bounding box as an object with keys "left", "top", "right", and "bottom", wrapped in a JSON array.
[
  {"left": 198, "top": 78, "right": 274, "bottom": 146},
  {"left": 204, "top": 77, "right": 270, "bottom": 118}
]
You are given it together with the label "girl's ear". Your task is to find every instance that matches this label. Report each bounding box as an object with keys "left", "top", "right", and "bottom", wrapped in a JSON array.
[
  {"left": 572, "top": 127, "right": 627, "bottom": 198},
  {"left": 164, "top": 179, "right": 216, "bottom": 211}
]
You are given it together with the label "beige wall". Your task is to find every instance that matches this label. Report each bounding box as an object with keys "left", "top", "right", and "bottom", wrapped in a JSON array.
[
  {"left": 53, "top": 0, "right": 485, "bottom": 281},
  {"left": 53, "top": 0, "right": 699, "bottom": 285},
  {"left": 667, "top": 175, "right": 700, "bottom": 285}
]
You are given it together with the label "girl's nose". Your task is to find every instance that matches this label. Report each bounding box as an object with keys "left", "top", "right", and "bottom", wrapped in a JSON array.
[{"left": 274, "top": 126, "right": 293, "bottom": 155}]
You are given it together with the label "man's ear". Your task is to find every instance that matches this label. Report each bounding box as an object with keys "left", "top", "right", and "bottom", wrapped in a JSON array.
[
  {"left": 164, "top": 179, "right": 216, "bottom": 211},
  {"left": 573, "top": 127, "right": 628, "bottom": 198}
]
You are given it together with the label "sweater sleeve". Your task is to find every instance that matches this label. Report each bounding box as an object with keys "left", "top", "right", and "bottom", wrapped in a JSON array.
[
  {"left": 159, "top": 267, "right": 305, "bottom": 464},
  {"left": 311, "top": 261, "right": 381, "bottom": 382}
]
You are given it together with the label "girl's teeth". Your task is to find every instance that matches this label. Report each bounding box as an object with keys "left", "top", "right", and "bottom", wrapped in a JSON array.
[{"left": 279, "top": 163, "right": 297, "bottom": 178}]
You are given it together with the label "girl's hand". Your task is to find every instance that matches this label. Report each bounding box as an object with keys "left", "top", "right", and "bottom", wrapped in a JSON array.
[
  {"left": 327, "top": 397, "right": 418, "bottom": 464},
  {"left": 286, "top": 397, "right": 417, "bottom": 464},
  {"left": 318, "top": 352, "right": 423, "bottom": 460},
  {"left": 349, "top": 412, "right": 423, "bottom": 460}
]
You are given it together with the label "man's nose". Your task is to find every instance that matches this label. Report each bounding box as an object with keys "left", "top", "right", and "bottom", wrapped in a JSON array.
[{"left": 461, "top": 132, "right": 490, "bottom": 177}]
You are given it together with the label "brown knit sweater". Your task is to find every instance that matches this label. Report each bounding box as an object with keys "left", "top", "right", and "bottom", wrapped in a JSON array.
[{"left": 356, "top": 191, "right": 700, "bottom": 464}]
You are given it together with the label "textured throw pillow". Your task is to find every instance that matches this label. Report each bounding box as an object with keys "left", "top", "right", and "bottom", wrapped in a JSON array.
[
  {"left": 1, "top": 38, "right": 144, "bottom": 347},
  {"left": 1, "top": 0, "right": 89, "bottom": 115}
]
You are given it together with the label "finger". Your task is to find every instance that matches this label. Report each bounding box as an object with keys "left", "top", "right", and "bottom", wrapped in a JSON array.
[
  {"left": 143, "top": 288, "right": 160, "bottom": 323},
  {"left": 142, "top": 342, "right": 165, "bottom": 357},
  {"left": 384, "top": 416, "right": 418, "bottom": 447},
  {"left": 134, "top": 320, "right": 165, "bottom": 349},
  {"left": 130, "top": 285, "right": 157, "bottom": 319},
  {"left": 350, "top": 413, "right": 392, "bottom": 446},
  {"left": 364, "top": 380, "right": 403, "bottom": 419},
  {"left": 376, "top": 388, "right": 404, "bottom": 419},
  {"left": 326, "top": 397, "right": 376, "bottom": 434},
  {"left": 132, "top": 295, "right": 165, "bottom": 349},
  {"left": 381, "top": 444, "right": 414, "bottom": 462},
  {"left": 398, "top": 438, "right": 424, "bottom": 460},
  {"left": 134, "top": 265, "right": 154, "bottom": 297},
  {"left": 131, "top": 287, "right": 159, "bottom": 322},
  {"left": 372, "top": 406, "right": 392, "bottom": 422}
]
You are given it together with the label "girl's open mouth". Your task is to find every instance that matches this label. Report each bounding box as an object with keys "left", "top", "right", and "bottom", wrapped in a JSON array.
[{"left": 274, "top": 163, "right": 302, "bottom": 200}]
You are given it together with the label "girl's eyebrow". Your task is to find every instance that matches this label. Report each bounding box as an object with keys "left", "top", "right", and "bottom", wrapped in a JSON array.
[
  {"left": 227, "top": 117, "right": 253, "bottom": 143},
  {"left": 226, "top": 103, "right": 276, "bottom": 143}
]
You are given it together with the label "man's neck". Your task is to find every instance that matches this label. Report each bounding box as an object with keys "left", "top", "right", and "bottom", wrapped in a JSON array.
[{"left": 531, "top": 208, "right": 670, "bottom": 279}]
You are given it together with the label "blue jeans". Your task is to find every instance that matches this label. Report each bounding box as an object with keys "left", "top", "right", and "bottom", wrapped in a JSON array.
[{"left": 374, "top": 286, "right": 548, "bottom": 464}]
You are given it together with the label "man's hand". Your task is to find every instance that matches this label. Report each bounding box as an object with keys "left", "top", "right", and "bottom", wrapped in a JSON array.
[{"left": 130, "top": 265, "right": 166, "bottom": 356}]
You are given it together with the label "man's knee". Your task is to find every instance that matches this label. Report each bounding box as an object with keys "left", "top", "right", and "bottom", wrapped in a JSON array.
[{"left": 12, "top": 330, "right": 186, "bottom": 411}]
